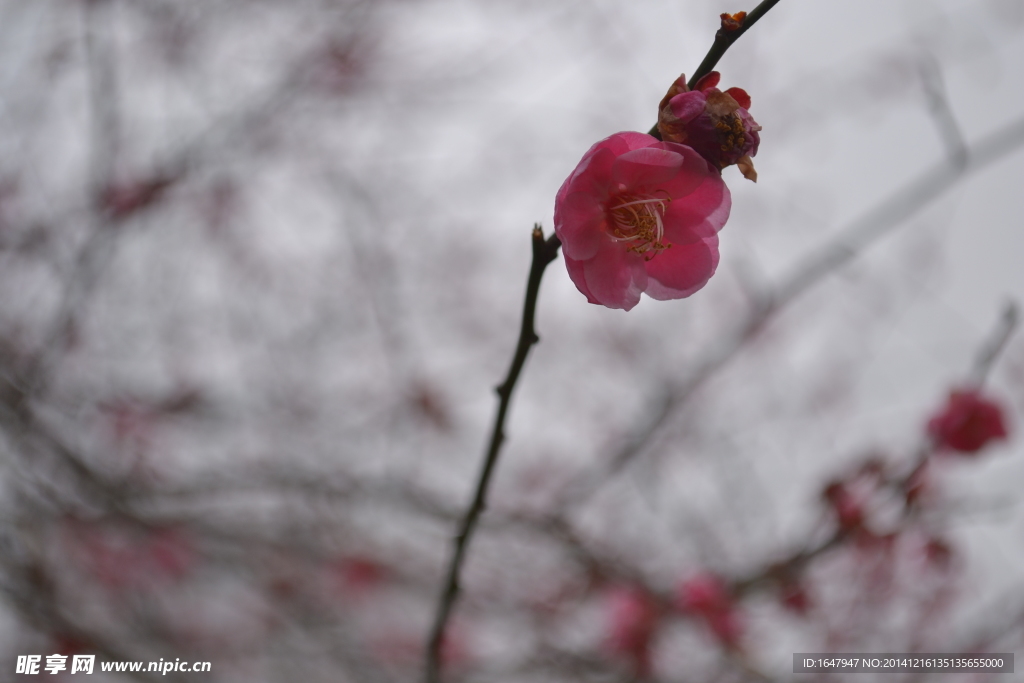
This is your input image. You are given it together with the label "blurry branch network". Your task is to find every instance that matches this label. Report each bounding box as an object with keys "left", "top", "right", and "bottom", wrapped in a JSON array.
[
  {"left": 0, "top": 1, "right": 1021, "bottom": 681},
  {"left": 474, "top": 300, "right": 1018, "bottom": 679}
]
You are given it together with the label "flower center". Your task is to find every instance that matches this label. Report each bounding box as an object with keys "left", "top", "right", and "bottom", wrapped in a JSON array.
[
  {"left": 608, "top": 194, "right": 672, "bottom": 260},
  {"left": 715, "top": 114, "right": 747, "bottom": 154}
]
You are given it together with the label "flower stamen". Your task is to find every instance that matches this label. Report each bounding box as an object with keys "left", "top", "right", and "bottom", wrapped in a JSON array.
[{"left": 608, "top": 195, "right": 672, "bottom": 260}]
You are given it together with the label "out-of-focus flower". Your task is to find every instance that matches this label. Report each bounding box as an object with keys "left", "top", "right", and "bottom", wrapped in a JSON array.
[
  {"left": 922, "top": 536, "right": 955, "bottom": 571},
  {"left": 927, "top": 389, "right": 1009, "bottom": 454},
  {"left": 676, "top": 572, "right": 743, "bottom": 648},
  {"left": 554, "top": 132, "right": 730, "bottom": 310},
  {"left": 65, "top": 519, "right": 195, "bottom": 590},
  {"left": 779, "top": 580, "right": 812, "bottom": 616},
  {"left": 331, "top": 555, "right": 388, "bottom": 598},
  {"left": 657, "top": 71, "right": 761, "bottom": 181},
  {"left": 822, "top": 480, "right": 865, "bottom": 532},
  {"left": 605, "top": 586, "right": 660, "bottom": 676}
]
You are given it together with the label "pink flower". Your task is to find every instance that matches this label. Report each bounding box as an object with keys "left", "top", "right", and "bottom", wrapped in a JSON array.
[
  {"left": 822, "top": 481, "right": 865, "bottom": 532},
  {"left": 330, "top": 555, "right": 388, "bottom": 598},
  {"left": 554, "top": 132, "right": 730, "bottom": 310},
  {"left": 927, "top": 389, "right": 1009, "bottom": 454},
  {"left": 657, "top": 72, "right": 761, "bottom": 181},
  {"left": 676, "top": 573, "right": 743, "bottom": 648},
  {"left": 605, "top": 586, "right": 660, "bottom": 676}
]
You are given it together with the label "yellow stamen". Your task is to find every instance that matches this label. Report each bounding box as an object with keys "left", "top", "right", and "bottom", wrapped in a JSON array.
[{"left": 608, "top": 195, "right": 672, "bottom": 260}]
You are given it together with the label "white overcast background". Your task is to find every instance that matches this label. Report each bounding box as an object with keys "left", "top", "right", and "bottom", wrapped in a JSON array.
[{"left": 1, "top": 0, "right": 1023, "bottom": 679}]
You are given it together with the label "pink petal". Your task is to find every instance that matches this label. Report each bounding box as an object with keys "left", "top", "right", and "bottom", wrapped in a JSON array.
[
  {"left": 668, "top": 91, "right": 707, "bottom": 124},
  {"left": 615, "top": 131, "right": 660, "bottom": 151},
  {"left": 643, "top": 235, "right": 719, "bottom": 300},
  {"left": 578, "top": 132, "right": 655, "bottom": 165},
  {"left": 662, "top": 170, "right": 731, "bottom": 243},
  {"left": 694, "top": 71, "right": 721, "bottom": 92},
  {"left": 650, "top": 142, "right": 712, "bottom": 201},
  {"left": 725, "top": 87, "right": 751, "bottom": 110},
  {"left": 555, "top": 147, "right": 617, "bottom": 260},
  {"left": 581, "top": 240, "right": 647, "bottom": 311},
  {"left": 611, "top": 147, "right": 685, "bottom": 192},
  {"left": 563, "top": 253, "right": 599, "bottom": 305},
  {"left": 556, "top": 191, "right": 605, "bottom": 261},
  {"left": 557, "top": 147, "right": 614, "bottom": 204}
]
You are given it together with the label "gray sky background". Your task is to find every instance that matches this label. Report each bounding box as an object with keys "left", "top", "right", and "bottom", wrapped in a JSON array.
[{"left": 2, "top": 0, "right": 1023, "bottom": 677}]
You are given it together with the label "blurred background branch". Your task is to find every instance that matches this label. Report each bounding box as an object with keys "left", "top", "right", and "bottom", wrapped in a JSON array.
[{"left": 0, "top": 1, "right": 1022, "bottom": 681}]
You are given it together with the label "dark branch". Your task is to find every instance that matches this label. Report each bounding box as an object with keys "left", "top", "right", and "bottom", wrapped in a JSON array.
[
  {"left": 968, "top": 301, "right": 1019, "bottom": 387},
  {"left": 426, "top": 5, "right": 783, "bottom": 676},
  {"left": 424, "top": 226, "right": 561, "bottom": 683},
  {"left": 688, "top": 0, "right": 783, "bottom": 90}
]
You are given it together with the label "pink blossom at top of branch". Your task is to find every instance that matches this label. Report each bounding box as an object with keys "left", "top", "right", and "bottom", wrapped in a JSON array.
[
  {"left": 554, "top": 132, "right": 731, "bottom": 310},
  {"left": 658, "top": 71, "right": 762, "bottom": 181},
  {"left": 927, "top": 389, "right": 1010, "bottom": 455}
]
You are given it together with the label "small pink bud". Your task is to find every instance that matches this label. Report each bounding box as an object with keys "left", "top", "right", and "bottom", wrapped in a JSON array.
[{"left": 657, "top": 71, "right": 762, "bottom": 181}]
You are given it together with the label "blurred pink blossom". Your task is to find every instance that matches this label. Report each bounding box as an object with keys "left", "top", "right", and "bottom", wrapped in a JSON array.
[
  {"left": 676, "top": 572, "right": 743, "bottom": 648},
  {"left": 927, "top": 389, "right": 1009, "bottom": 454},
  {"left": 66, "top": 519, "right": 194, "bottom": 590},
  {"left": 554, "top": 132, "right": 730, "bottom": 310},
  {"left": 605, "top": 586, "right": 660, "bottom": 675},
  {"left": 330, "top": 555, "right": 388, "bottom": 598},
  {"left": 823, "top": 481, "right": 866, "bottom": 532}
]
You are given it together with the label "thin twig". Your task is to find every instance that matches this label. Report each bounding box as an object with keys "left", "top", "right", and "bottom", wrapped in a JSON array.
[
  {"left": 14, "top": 0, "right": 126, "bottom": 397},
  {"left": 649, "top": 0, "right": 783, "bottom": 138},
  {"left": 967, "top": 301, "right": 1019, "bottom": 387},
  {"left": 687, "top": 0, "right": 784, "bottom": 90},
  {"left": 424, "top": 226, "right": 561, "bottom": 683},
  {"left": 919, "top": 54, "right": 969, "bottom": 169}
]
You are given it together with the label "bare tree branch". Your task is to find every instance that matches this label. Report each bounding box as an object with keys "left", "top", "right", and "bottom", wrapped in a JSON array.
[{"left": 424, "top": 227, "right": 561, "bottom": 683}]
